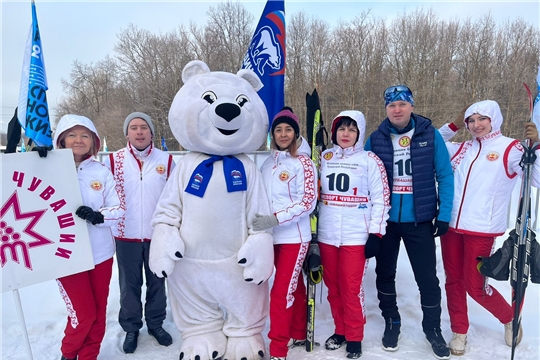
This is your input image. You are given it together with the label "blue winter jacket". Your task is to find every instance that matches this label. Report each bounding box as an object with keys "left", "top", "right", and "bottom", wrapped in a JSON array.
[{"left": 365, "top": 114, "right": 453, "bottom": 223}]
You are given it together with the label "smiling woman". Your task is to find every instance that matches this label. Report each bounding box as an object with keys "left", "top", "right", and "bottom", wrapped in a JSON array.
[{"left": 57, "top": 126, "right": 95, "bottom": 163}]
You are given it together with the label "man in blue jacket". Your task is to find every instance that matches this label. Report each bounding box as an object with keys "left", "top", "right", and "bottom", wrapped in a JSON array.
[{"left": 364, "top": 85, "right": 454, "bottom": 360}]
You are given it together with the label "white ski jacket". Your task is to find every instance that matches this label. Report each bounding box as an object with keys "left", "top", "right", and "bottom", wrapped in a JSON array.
[
  {"left": 104, "top": 144, "right": 175, "bottom": 242},
  {"left": 439, "top": 100, "right": 540, "bottom": 236},
  {"left": 260, "top": 137, "right": 317, "bottom": 244},
  {"left": 53, "top": 114, "right": 125, "bottom": 265},
  {"left": 318, "top": 110, "right": 391, "bottom": 247}
]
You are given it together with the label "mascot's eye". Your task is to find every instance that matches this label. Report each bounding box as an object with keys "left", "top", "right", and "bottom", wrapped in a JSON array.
[
  {"left": 236, "top": 95, "right": 249, "bottom": 107},
  {"left": 202, "top": 91, "right": 217, "bottom": 104}
]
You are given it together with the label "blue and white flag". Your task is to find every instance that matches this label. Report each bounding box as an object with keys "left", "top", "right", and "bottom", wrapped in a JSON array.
[
  {"left": 17, "top": 0, "right": 52, "bottom": 147},
  {"left": 103, "top": 136, "right": 109, "bottom": 152},
  {"left": 241, "top": 0, "right": 285, "bottom": 129},
  {"left": 533, "top": 65, "right": 540, "bottom": 129},
  {"left": 161, "top": 135, "right": 169, "bottom": 151}
]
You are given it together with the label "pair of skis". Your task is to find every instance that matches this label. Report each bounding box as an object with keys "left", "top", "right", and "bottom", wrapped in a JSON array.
[
  {"left": 509, "top": 84, "right": 539, "bottom": 360},
  {"left": 304, "top": 89, "right": 327, "bottom": 352}
]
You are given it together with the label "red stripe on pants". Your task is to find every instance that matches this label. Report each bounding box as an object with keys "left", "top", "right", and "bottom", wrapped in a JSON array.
[
  {"left": 57, "top": 258, "right": 113, "bottom": 360},
  {"left": 441, "top": 230, "right": 512, "bottom": 334},
  {"left": 319, "top": 243, "right": 366, "bottom": 341},
  {"left": 268, "top": 243, "right": 308, "bottom": 357}
]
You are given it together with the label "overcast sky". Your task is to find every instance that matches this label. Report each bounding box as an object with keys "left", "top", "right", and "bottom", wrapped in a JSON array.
[{"left": 1, "top": 0, "right": 539, "bottom": 133}]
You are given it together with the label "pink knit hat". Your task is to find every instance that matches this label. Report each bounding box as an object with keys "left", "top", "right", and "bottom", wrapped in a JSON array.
[{"left": 271, "top": 107, "right": 300, "bottom": 138}]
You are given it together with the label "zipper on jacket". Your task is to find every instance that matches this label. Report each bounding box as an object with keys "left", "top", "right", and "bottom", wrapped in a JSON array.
[
  {"left": 455, "top": 140, "right": 482, "bottom": 228},
  {"left": 398, "top": 194, "right": 403, "bottom": 223}
]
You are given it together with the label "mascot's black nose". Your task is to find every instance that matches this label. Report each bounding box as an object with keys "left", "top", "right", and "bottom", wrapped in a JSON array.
[{"left": 216, "top": 103, "right": 241, "bottom": 122}]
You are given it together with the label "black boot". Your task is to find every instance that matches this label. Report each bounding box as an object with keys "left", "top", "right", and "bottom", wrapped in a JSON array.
[
  {"left": 382, "top": 317, "right": 401, "bottom": 351},
  {"left": 148, "top": 326, "right": 173, "bottom": 346},
  {"left": 346, "top": 341, "right": 362, "bottom": 359},
  {"left": 325, "top": 333, "right": 346, "bottom": 350},
  {"left": 425, "top": 328, "right": 451, "bottom": 360},
  {"left": 123, "top": 331, "right": 139, "bottom": 354},
  {"left": 60, "top": 356, "right": 76, "bottom": 360}
]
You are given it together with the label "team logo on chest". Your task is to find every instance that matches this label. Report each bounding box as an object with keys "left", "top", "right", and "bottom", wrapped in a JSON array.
[
  {"left": 486, "top": 151, "right": 499, "bottom": 161},
  {"left": 279, "top": 171, "right": 290, "bottom": 181},
  {"left": 398, "top": 136, "right": 411, "bottom": 147},
  {"left": 323, "top": 152, "right": 333, "bottom": 160},
  {"left": 156, "top": 164, "right": 166, "bottom": 174},
  {"left": 90, "top": 180, "right": 103, "bottom": 191}
]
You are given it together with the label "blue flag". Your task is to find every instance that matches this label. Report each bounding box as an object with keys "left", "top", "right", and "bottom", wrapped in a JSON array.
[
  {"left": 241, "top": 0, "right": 285, "bottom": 130},
  {"left": 17, "top": 0, "right": 52, "bottom": 147},
  {"left": 161, "top": 136, "right": 169, "bottom": 151}
]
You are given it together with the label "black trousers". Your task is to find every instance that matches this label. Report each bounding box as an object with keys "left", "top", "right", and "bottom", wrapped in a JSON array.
[
  {"left": 116, "top": 240, "right": 167, "bottom": 332},
  {"left": 374, "top": 221, "right": 442, "bottom": 332}
]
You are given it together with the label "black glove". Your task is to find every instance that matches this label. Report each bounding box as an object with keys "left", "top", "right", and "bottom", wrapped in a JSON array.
[
  {"left": 32, "top": 145, "right": 53, "bottom": 158},
  {"left": 365, "top": 234, "right": 380, "bottom": 259},
  {"left": 76, "top": 205, "right": 105, "bottom": 225},
  {"left": 433, "top": 220, "right": 449, "bottom": 237}
]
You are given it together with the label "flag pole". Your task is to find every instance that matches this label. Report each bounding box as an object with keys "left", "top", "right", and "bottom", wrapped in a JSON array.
[{"left": 13, "top": 289, "right": 34, "bottom": 359}]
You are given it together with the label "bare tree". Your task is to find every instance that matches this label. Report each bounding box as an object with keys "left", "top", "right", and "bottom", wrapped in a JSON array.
[{"left": 55, "top": 4, "right": 540, "bottom": 150}]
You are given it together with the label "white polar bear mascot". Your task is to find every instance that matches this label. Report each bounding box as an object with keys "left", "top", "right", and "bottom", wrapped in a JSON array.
[{"left": 150, "top": 60, "right": 274, "bottom": 360}]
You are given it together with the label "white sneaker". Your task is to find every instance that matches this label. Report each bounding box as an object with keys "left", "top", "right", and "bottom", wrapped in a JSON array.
[
  {"left": 449, "top": 333, "right": 467, "bottom": 356},
  {"left": 270, "top": 357, "right": 286, "bottom": 360},
  {"left": 504, "top": 321, "right": 523, "bottom": 347}
]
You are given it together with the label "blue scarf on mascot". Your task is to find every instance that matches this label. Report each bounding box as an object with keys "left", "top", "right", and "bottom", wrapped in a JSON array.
[{"left": 185, "top": 155, "right": 247, "bottom": 197}]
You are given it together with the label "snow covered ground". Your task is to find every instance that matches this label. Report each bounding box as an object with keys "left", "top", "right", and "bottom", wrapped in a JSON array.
[
  {"left": 2, "top": 184, "right": 539, "bottom": 360},
  {"left": 2, "top": 231, "right": 539, "bottom": 360}
]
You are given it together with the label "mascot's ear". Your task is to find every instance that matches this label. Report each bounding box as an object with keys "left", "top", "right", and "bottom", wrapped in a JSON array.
[
  {"left": 182, "top": 60, "right": 211, "bottom": 84},
  {"left": 237, "top": 69, "right": 264, "bottom": 92}
]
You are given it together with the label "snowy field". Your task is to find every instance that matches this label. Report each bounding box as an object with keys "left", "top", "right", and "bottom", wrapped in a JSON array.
[
  {"left": 2, "top": 183, "right": 539, "bottom": 360},
  {"left": 2, "top": 230, "right": 539, "bottom": 360}
]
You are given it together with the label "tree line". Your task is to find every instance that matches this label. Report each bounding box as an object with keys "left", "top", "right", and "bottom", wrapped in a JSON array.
[{"left": 56, "top": 1, "right": 540, "bottom": 151}]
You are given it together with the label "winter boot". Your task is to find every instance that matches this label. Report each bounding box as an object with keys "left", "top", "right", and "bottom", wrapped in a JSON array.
[
  {"left": 504, "top": 321, "right": 523, "bottom": 347},
  {"left": 148, "top": 326, "right": 173, "bottom": 346},
  {"left": 449, "top": 333, "right": 467, "bottom": 356},
  {"left": 346, "top": 341, "right": 362, "bottom": 359},
  {"left": 123, "top": 331, "right": 139, "bottom": 354},
  {"left": 382, "top": 317, "right": 401, "bottom": 351},
  {"left": 60, "top": 356, "right": 76, "bottom": 360},
  {"left": 425, "top": 328, "right": 451, "bottom": 360},
  {"left": 288, "top": 339, "right": 306, "bottom": 348},
  {"left": 325, "top": 333, "right": 346, "bottom": 350}
]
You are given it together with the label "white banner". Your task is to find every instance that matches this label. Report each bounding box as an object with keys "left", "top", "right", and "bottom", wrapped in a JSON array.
[{"left": 1, "top": 150, "right": 94, "bottom": 292}]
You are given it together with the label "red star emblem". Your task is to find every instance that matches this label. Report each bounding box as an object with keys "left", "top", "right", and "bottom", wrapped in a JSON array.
[{"left": 1, "top": 190, "right": 53, "bottom": 269}]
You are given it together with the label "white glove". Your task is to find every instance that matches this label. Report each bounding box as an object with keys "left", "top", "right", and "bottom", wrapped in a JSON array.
[{"left": 252, "top": 213, "right": 279, "bottom": 231}]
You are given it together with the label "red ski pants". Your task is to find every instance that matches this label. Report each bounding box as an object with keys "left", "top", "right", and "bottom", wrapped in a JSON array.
[
  {"left": 57, "top": 258, "right": 113, "bottom": 360},
  {"left": 268, "top": 242, "right": 308, "bottom": 358},
  {"left": 319, "top": 243, "right": 367, "bottom": 341},
  {"left": 441, "top": 231, "right": 512, "bottom": 334}
]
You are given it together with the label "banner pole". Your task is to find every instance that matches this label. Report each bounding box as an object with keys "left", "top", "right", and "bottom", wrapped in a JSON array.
[{"left": 12, "top": 289, "right": 34, "bottom": 360}]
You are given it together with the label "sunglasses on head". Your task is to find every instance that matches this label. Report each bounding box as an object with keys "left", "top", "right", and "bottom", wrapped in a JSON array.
[{"left": 383, "top": 85, "right": 412, "bottom": 97}]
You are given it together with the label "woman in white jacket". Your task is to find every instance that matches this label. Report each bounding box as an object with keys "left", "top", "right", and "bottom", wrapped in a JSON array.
[
  {"left": 254, "top": 107, "right": 317, "bottom": 360},
  {"left": 318, "top": 110, "right": 390, "bottom": 359},
  {"left": 53, "top": 114, "right": 125, "bottom": 360},
  {"left": 438, "top": 100, "right": 540, "bottom": 355}
]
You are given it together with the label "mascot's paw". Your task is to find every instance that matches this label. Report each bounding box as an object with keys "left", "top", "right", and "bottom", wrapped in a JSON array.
[
  {"left": 149, "top": 223, "right": 185, "bottom": 278},
  {"left": 179, "top": 331, "right": 226, "bottom": 360},
  {"left": 237, "top": 233, "right": 274, "bottom": 285},
  {"left": 223, "top": 334, "right": 265, "bottom": 360}
]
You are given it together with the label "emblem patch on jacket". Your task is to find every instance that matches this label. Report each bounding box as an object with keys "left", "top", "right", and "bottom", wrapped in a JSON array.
[
  {"left": 486, "top": 152, "right": 499, "bottom": 161},
  {"left": 398, "top": 136, "right": 410, "bottom": 147},
  {"left": 90, "top": 180, "right": 103, "bottom": 191},
  {"left": 156, "top": 164, "right": 166, "bottom": 174},
  {"left": 279, "top": 171, "right": 290, "bottom": 181}
]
